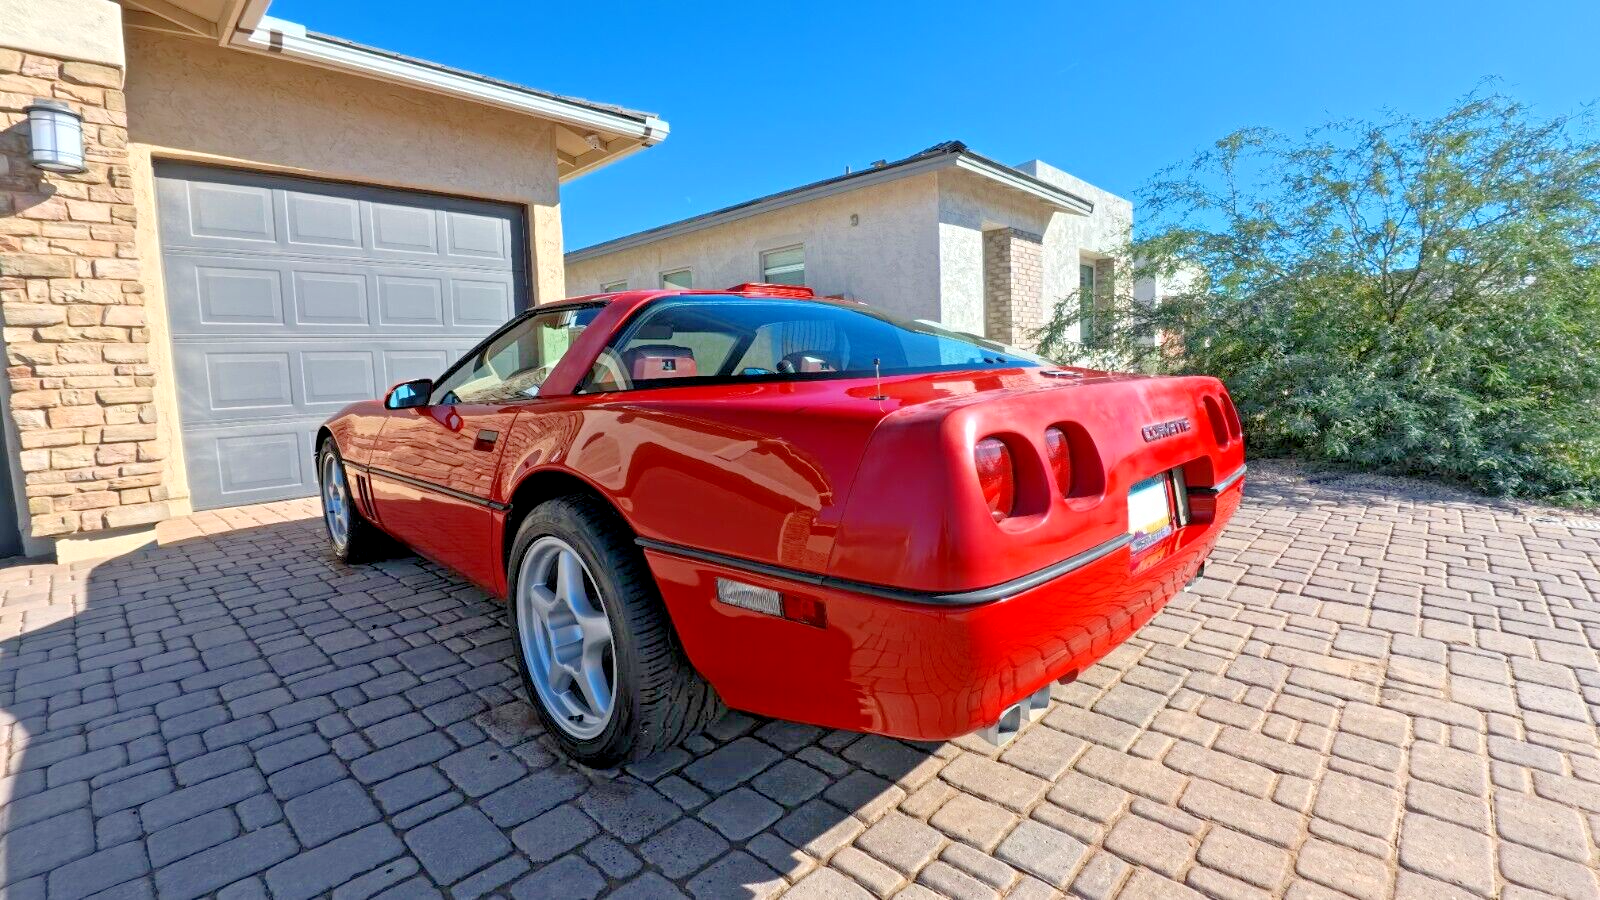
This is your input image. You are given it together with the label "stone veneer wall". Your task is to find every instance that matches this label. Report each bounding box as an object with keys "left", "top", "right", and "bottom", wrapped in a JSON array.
[
  {"left": 982, "top": 227, "right": 1045, "bottom": 350},
  {"left": 0, "top": 48, "right": 166, "bottom": 539}
]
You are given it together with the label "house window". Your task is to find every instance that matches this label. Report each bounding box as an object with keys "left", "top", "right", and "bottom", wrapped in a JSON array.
[
  {"left": 760, "top": 245, "right": 805, "bottom": 286},
  {"left": 601, "top": 279, "right": 628, "bottom": 293},
  {"left": 1079, "top": 263, "right": 1097, "bottom": 347},
  {"left": 660, "top": 268, "right": 693, "bottom": 290}
]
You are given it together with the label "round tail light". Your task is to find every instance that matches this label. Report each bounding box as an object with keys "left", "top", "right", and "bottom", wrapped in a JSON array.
[
  {"left": 1044, "top": 426, "right": 1073, "bottom": 496},
  {"left": 975, "top": 437, "right": 1015, "bottom": 521},
  {"left": 1220, "top": 393, "right": 1243, "bottom": 438}
]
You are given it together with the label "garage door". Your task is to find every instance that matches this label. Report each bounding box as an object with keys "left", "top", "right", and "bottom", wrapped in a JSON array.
[{"left": 155, "top": 163, "right": 528, "bottom": 510}]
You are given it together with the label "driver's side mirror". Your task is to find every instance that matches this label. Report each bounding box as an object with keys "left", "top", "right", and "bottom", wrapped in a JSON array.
[{"left": 384, "top": 378, "right": 433, "bottom": 410}]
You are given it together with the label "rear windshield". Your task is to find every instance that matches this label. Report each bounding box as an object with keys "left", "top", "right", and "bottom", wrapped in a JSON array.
[{"left": 582, "top": 296, "right": 1047, "bottom": 393}]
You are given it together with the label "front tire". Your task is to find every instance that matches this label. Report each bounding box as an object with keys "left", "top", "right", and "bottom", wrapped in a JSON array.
[
  {"left": 317, "top": 439, "right": 386, "bottom": 564},
  {"left": 508, "top": 495, "right": 722, "bottom": 767}
]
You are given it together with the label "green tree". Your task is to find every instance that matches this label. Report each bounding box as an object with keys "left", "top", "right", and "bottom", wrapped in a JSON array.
[{"left": 1037, "top": 93, "right": 1600, "bottom": 504}]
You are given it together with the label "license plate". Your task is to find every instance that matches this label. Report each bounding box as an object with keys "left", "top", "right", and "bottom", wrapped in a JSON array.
[{"left": 1127, "top": 474, "right": 1175, "bottom": 553}]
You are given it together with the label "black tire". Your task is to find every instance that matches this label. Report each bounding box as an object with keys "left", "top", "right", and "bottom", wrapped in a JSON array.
[
  {"left": 507, "top": 495, "right": 723, "bottom": 767},
  {"left": 316, "top": 439, "right": 388, "bottom": 564}
]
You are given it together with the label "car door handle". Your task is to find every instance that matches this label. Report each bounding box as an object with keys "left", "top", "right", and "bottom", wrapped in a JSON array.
[{"left": 474, "top": 429, "right": 499, "bottom": 451}]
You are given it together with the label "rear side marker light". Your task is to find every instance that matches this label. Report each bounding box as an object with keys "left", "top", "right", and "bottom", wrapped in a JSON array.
[
  {"left": 975, "top": 437, "right": 1015, "bottom": 521},
  {"left": 716, "top": 578, "right": 782, "bottom": 615},
  {"left": 715, "top": 578, "right": 826, "bottom": 628},
  {"left": 781, "top": 594, "right": 828, "bottom": 629},
  {"left": 1044, "top": 426, "right": 1073, "bottom": 496}
]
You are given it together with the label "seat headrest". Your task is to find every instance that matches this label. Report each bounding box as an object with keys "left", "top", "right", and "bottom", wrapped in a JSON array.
[
  {"left": 623, "top": 344, "right": 697, "bottom": 381},
  {"left": 779, "top": 351, "right": 837, "bottom": 374}
]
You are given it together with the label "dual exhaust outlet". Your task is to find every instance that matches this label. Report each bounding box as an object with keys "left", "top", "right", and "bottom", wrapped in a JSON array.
[
  {"left": 977, "top": 668, "right": 1078, "bottom": 746},
  {"left": 979, "top": 562, "right": 1207, "bottom": 747}
]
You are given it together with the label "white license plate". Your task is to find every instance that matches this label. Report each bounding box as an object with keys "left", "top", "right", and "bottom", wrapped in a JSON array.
[{"left": 1128, "top": 474, "right": 1175, "bottom": 553}]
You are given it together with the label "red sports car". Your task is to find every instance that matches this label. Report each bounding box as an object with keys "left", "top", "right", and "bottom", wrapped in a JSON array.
[{"left": 317, "top": 284, "right": 1245, "bottom": 766}]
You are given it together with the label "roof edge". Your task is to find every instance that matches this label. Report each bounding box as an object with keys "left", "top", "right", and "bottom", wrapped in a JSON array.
[
  {"left": 227, "top": 16, "right": 668, "bottom": 147},
  {"left": 566, "top": 143, "right": 1093, "bottom": 263}
]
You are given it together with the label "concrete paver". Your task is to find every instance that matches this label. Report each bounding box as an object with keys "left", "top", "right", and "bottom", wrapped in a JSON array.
[{"left": 0, "top": 462, "right": 1596, "bottom": 898}]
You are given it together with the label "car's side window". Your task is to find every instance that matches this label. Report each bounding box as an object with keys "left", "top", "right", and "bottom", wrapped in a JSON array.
[{"left": 430, "top": 306, "right": 598, "bottom": 405}]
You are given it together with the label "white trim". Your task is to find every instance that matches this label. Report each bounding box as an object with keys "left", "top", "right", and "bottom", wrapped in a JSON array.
[
  {"left": 951, "top": 155, "right": 1094, "bottom": 216},
  {"left": 567, "top": 150, "right": 1089, "bottom": 264},
  {"left": 227, "top": 17, "right": 668, "bottom": 148},
  {"left": 600, "top": 279, "right": 629, "bottom": 292}
]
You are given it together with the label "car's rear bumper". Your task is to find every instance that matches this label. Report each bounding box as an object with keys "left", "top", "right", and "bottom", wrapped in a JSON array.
[{"left": 644, "top": 475, "right": 1243, "bottom": 742}]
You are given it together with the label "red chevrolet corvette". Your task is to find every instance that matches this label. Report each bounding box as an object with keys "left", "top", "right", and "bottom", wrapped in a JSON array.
[{"left": 316, "top": 284, "right": 1245, "bottom": 766}]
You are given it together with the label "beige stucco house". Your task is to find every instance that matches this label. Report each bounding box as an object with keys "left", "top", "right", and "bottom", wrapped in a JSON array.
[
  {"left": 566, "top": 141, "right": 1152, "bottom": 351},
  {"left": 1, "top": 0, "right": 666, "bottom": 561}
]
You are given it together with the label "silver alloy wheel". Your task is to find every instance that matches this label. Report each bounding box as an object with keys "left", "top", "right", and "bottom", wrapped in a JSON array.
[
  {"left": 320, "top": 452, "right": 351, "bottom": 550},
  {"left": 516, "top": 536, "right": 617, "bottom": 740}
]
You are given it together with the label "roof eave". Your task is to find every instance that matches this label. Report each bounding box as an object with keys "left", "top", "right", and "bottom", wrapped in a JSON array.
[
  {"left": 952, "top": 153, "right": 1095, "bottom": 216},
  {"left": 226, "top": 17, "right": 668, "bottom": 153}
]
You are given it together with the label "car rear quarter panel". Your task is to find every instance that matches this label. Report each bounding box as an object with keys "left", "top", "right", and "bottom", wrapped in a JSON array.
[{"left": 494, "top": 387, "right": 885, "bottom": 578}]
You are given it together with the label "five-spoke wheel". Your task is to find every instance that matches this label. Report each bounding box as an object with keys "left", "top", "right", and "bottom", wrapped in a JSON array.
[
  {"left": 515, "top": 536, "right": 616, "bottom": 740},
  {"left": 316, "top": 439, "right": 384, "bottom": 564},
  {"left": 321, "top": 450, "right": 351, "bottom": 551},
  {"left": 506, "top": 495, "right": 722, "bottom": 766}
]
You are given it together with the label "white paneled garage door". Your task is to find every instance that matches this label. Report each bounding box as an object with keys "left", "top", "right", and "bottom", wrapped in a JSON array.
[{"left": 155, "top": 163, "right": 528, "bottom": 510}]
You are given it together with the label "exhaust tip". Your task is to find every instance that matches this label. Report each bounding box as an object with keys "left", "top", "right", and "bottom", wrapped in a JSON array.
[{"left": 977, "top": 684, "right": 1054, "bottom": 746}]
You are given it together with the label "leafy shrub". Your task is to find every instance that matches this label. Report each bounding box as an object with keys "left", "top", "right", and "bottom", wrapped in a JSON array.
[{"left": 1036, "top": 94, "right": 1600, "bottom": 504}]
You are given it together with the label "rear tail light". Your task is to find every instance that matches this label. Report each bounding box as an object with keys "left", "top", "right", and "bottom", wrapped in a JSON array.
[
  {"left": 975, "top": 437, "right": 1015, "bottom": 521},
  {"left": 1220, "top": 393, "right": 1243, "bottom": 438},
  {"left": 1044, "top": 426, "right": 1073, "bottom": 496},
  {"left": 1202, "top": 396, "right": 1230, "bottom": 447}
]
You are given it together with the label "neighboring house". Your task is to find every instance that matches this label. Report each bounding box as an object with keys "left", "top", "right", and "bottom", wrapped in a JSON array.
[
  {"left": 0, "top": 0, "right": 667, "bottom": 560},
  {"left": 566, "top": 140, "right": 1140, "bottom": 350}
]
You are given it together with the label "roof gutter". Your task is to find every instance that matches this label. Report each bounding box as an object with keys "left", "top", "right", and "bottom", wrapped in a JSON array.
[{"left": 225, "top": 16, "right": 668, "bottom": 146}]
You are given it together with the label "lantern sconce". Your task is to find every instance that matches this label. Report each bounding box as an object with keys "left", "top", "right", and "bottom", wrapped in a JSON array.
[{"left": 24, "top": 99, "right": 87, "bottom": 175}]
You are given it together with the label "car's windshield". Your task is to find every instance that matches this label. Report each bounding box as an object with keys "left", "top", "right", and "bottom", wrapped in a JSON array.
[
  {"left": 583, "top": 296, "right": 1047, "bottom": 393},
  {"left": 431, "top": 305, "right": 600, "bottom": 405}
]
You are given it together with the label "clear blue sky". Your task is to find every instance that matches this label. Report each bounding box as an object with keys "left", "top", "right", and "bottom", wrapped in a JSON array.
[{"left": 273, "top": 1, "right": 1599, "bottom": 252}]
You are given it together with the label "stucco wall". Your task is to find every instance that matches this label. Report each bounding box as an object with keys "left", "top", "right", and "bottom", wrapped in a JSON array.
[
  {"left": 123, "top": 28, "right": 568, "bottom": 513},
  {"left": 937, "top": 162, "right": 1133, "bottom": 343},
  {"left": 565, "top": 173, "right": 944, "bottom": 322},
  {"left": 0, "top": 0, "right": 124, "bottom": 67}
]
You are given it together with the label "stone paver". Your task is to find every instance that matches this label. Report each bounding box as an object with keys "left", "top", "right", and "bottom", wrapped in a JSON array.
[{"left": 0, "top": 463, "right": 1597, "bottom": 898}]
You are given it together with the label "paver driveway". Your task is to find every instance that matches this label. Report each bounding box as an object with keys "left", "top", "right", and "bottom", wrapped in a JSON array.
[{"left": 0, "top": 462, "right": 1597, "bottom": 900}]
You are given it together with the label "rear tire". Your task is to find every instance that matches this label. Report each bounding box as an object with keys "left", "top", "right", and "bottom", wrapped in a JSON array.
[
  {"left": 316, "top": 439, "right": 387, "bottom": 564},
  {"left": 507, "top": 495, "right": 723, "bottom": 767}
]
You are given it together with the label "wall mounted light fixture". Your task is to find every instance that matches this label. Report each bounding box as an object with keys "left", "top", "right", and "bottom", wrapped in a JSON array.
[{"left": 25, "top": 99, "right": 87, "bottom": 174}]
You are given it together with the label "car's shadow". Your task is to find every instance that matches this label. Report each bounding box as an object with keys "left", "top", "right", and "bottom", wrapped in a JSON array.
[{"left": 0, "top": 513, "right": 941, "bottom": 898}]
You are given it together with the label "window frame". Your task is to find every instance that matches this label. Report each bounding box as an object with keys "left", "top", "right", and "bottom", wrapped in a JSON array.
[
  {"left": 1079, "top": 262, "right": 1097, "bottom": 348},
  {"left": 425, "top": 300, "right": 606, "bottom": 406},
  {"left": 759, "top": 244, "right": 806, "bottom": 286},
  {"left": 659, "top": 267, "right": 693, "bottom": 290},
  {"left": 600, "top": 279, "right": 628, "bottom": 293}
]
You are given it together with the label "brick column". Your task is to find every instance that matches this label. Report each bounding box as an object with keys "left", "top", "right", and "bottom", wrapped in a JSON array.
[
  {"left": 0, "top": 49, "right": 167, "bottom": 540},
  {"left": 982, "top": 227, "right": 1045, "bottom": 350}
]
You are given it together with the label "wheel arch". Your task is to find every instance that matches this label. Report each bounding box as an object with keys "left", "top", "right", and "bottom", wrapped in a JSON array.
[{"left": 502, "top": 467, "right": 636, "bottom": 578}]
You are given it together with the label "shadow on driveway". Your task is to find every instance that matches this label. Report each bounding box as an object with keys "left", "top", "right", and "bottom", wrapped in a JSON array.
[{"left": 0, "top": 511, "right": 938, "bottom": 898}]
